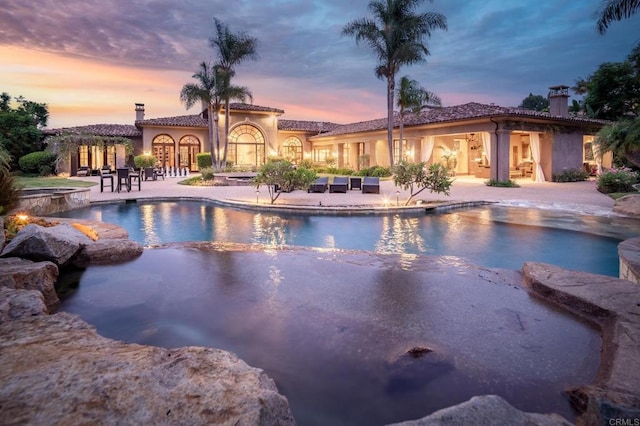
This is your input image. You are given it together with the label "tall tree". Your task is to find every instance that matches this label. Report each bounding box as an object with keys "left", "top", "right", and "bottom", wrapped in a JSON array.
[
  {"left": 396, "top": 75, "right": 441, "bottom": 150},
  {"left": 343, "top": 0, "right": 446, "bottom": 166},
  {"left": 596, "top": 0, "right": 640, "bottom": 34},
  {"left": 209, "top": 18, "right": 258, "bottom": 167},
  {"left": 0, "top": 92, "right": 48, "bottom": 170},
  {"left": 180, "top": 62, "right": 225, "bottom": 167},
  {"left": 518, "top": 93, "right": 549, "bottom": 111}
]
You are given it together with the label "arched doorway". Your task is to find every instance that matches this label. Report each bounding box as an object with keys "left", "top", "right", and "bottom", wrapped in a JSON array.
[
  {"left": 228, "top": 124, "right": 265, "bottom": 168},
  {"left": 153, "top": 134, "right": 175, "bottom": 168},
  {"left": 179, "top": 135, "right": 201, "bottom": 171},
  {"left": 282, "top": 136, "right": 303, "bottom": 164}
]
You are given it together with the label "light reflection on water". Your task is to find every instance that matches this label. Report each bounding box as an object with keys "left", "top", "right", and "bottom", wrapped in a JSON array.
[{"left": 51, "top": 201, "right": 640, "bottom": 276}]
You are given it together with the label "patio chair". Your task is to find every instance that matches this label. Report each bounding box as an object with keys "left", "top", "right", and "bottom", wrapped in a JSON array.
[
  {"left": 99, "top": 168, "right": 114, "bottom": 193},
  {"left": 116, "top": 168, "right": 130, "bottom": 192},
  {"left": 307, "top": 176, "right": 328, "bottom": 193},
  {"left": 329, "top": 176, "right": 349, "bottom": 193},
  {"left": 361, "top": 176, "right": 380, "bottom": 194},
  {"left": 76, "top": 166, "right": 90, "bottom": 177},
  {"left": 129, "top": 167, "right": 142, "bottom": 190},
  {"left": 154, "top": 167, "right": 165, "bottom": 180},
  {"left": 144, "top": 167, "right": 156, "bottom": 181}
]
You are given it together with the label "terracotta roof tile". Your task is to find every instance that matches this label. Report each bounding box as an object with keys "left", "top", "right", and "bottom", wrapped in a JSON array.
[
  {"left": 228, "top": 103, "right": 284, "bottom": 114},
  {"left": 278, "top": 119, "right": 340, "bottom": 132},
  {"left": 136, "top": 114, "right": 208, "bottom": 128},
  {"left": 313, "top": 102, "right": 608, "bottom": 138},
  {"left": 43, "top": 124, "right": 141, "bottom": 137}
]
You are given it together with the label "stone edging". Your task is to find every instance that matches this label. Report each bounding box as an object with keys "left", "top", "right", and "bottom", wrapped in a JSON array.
[{"left": 618, "top": 237, "right": 640, "bottom": 284}]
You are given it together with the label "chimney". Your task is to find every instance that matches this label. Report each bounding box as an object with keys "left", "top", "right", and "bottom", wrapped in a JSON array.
[
  {"left": 548, "top": 85, "right": 569, "bottom": 117},
  {"left": 135, "top": 103, "right": 145, "bottom": 121}
]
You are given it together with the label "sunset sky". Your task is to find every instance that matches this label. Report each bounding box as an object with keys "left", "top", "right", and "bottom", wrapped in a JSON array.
[{"left": 1, "top": 0, "right": 638, "bottom": 128}]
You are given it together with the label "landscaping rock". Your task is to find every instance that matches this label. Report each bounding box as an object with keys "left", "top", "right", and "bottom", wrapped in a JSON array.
[
  {"left": 0, "top": 287, "right": 48, "bottom": 323},
  {"left": 0, "top": 223, "right": 92, "bottom": 266},
  {"left": 0, "top": 257, "right": 59, "bottom": 311},
  {"left": 613, "top": 194, "right": 640, "bottom": 217},
  {"left": 0, "top": 312, "right": 296, "bottom": 425},
  {"left": 72, "top": 238, "right": 144, "bottom": 267},
  {"left": 388, "top": 395, "right": 571, "bottom": 425},
  {"left": 0, "top": 216, "right": 5, "bottom": 250},
  {"left": 522, "top": 262, "right": 640, "bottom": 425}
]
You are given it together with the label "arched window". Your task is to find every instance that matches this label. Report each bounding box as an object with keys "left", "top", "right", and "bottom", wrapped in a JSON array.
[
  {"left": 178, "top": 135, "right": 201, "bottom": 171},
  {"left": 282, "top": 137, "right": 303, "bottom": 164},
  {"left": 228, "top": 124, "right": 265, "bottom": 167},
  {"left": 152, "top": 134, "right": 175, "bottom": 167}
]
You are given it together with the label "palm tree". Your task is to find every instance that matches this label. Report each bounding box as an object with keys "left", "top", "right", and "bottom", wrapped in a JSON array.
[
  {"left": 343, "top": 0, "right": 446, "bottom": 166},
  {"left": 180, "top": 62, "right": 225, "bottom": 167},
  {"left": 396, "top": 75, "right": 441, "bottom": 153},
  {"left": 596, "top": 0, "right": 640, "bottom": 34},
  {"left": 209, "top": 18, "right": 258, "bottom": 167}
]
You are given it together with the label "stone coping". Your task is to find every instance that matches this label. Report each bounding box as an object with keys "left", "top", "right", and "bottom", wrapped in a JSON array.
[{"left": 618, "top": 237, "right": 640, "bottom": 284}]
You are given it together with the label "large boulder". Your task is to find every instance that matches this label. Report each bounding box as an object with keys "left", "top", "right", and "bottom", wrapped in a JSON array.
[
  {"left": 0, "top": 312, "right": 295, "bottom": 425},
  {"left": 613, "top": 194, "right": 640, "bottom": 217},
  {"left": 72, "top": 238, "right": 143, "bottom": 267},
  {"left": 0, "top": 287, "right": 48, "bottom": 323},
  {"left": 388, "top": 395, "right": 571, "bottom": 425},
  {"left": 0, "top": 223, "right": 93, "bottom": 266},
  {"left": 0, "top": 257, "right": 59, "bottom": 311}
]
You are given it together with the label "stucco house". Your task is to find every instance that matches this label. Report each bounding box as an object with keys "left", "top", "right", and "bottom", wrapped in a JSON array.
[{"left": 47, "top": 85, "right": 611, "bottom": 181}]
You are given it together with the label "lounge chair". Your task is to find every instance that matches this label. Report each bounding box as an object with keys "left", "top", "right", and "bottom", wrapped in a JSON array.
[
  {"left": 361, "top": 176, "right": 380, "bottom": 194},
  {"left": 154, "top": 167, "right": 165, "bottom": 180},
  {"left": 76, "top": 166, "right": 90, "bottom": 177},
  {"left": 329, "top": 176, "right": 348, "bottom": 193},
  {"left": 308, "top": 176, "right": 328, "bottom": 193}
]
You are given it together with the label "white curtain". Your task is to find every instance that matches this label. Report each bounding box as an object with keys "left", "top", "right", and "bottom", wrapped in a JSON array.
[
  {"left": 481, "top": 132, "right": 491, "bottom": 165},
  {"left": 422, "top": 136, "right": 435, "bottom": 163},
  {"left": 592, "top": 142, "right": 603, "bottom": 174},
  {"left": 530, "top": 133, "right": 545, "bottom": 182}
]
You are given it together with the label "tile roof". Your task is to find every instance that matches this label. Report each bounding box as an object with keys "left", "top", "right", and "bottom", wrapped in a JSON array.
[
  {"left": 43, "top": 124, "right": 141, "bottom": 137},
  {"left": 313, "top": 102, "right": 609, "bottom": 138},
  {"left": 228, "top": 103, "right": 284, "bottom": 114},
  {"left": 136, "top": 114, "right": 208, "bottom": 128},
  {"left": 278, "top": 119, "right": 340, "bottom": 133}
]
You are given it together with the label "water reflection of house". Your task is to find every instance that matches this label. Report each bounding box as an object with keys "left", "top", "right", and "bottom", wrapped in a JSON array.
[{"left": 48, "top": 85, "right": 611, "bottom": 181}]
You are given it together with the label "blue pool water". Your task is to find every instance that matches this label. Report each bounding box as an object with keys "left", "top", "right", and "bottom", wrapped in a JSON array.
[{"left": 53, "top": 200, "right": 638, "bottom": 276}]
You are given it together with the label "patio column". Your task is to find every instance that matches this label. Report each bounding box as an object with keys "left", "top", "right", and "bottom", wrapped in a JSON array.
[{"left": 490, "top": 129, "right": 511, "bottom": 181}]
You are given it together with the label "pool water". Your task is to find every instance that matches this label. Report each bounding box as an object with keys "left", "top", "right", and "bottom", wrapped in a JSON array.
[{"left": 53, "top": 200, "right": 640, "bottom": 276}]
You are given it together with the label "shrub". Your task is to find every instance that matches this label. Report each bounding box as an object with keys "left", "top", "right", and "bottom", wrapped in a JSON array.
[
  {"left": 18, "top": 151, "right": 57, "bottom": 175},
  {"left": 552, "top": 168, "right": 589, "bottom": 182},
  {"left": 134, "top": 154, "right": 157, "bottom": 168},
  {"left": 596, "top": 167, "right": 639, "bottom": 193},
  {"left": 199, "top": 167, "right": 215, "bottom": 181},
  {"left": 356, "top": 166, "right": 391, "bottom": 177},
  {"left": 298, "top": 159, "right": 314, "bottom": 169},
  {"left": 197, "top": 153, "right": 212, "bottom": 169},
  {"left": 327, "top": 167, "right": 354, "bottom": 175},
  {"left": 485, "top": 179, "right": 520, "bottom": 188},
  {"left": 392, "top": 161, "right": 453, "bottom": 205}
]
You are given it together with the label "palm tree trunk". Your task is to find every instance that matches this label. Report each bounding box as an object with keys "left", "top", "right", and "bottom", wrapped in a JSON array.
[
  {"left": 208, "top": 105, "right": 216, "bottom": 167},
  {"left": 387, "top": 77, "right": 395, "bottom": 166},
  {"left": 222, "top": 100, "right": 230, "bottom": 168},
  {"left": 213, "top": 108, "right": 221, "bottom": 168}
]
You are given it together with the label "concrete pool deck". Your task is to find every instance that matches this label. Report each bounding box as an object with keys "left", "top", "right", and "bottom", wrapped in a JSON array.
[{"left": 78, "top": 174, "right": 617, "bottom": 217}]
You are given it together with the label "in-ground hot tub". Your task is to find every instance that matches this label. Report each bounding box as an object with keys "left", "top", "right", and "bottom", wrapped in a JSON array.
[
  {"left": 212, "top": 172, "right": 257, "bottom": 186},
  {"left": 17, "top": 187, "right": 90, "bottom": 215}
]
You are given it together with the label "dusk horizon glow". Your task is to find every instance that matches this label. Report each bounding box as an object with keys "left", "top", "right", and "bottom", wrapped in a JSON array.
[{"left": 1, "top": 0, "right": 638, "bottom": 128}]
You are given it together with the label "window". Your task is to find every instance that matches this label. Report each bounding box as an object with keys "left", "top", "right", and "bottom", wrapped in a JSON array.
[
  {"left": 313, "top": 148, "right": 331, "bottom": 163},
  {"left": 228, "top": 124, "right": 266, "bottom": 167},
  {"left": 282, "top": 137, "right": 303, "bottom": 164},
  {"left": 153, "top": 134, "right": 175, "bottom": 167},
  {"left": 78, "top": 146, "right": 88, "bottom": 167},
  {"left": 342, "top": 143, "right": 351, "bottom": 166},
  {"left": 393, "top": 139, "right": 407, "bottom": 163}
]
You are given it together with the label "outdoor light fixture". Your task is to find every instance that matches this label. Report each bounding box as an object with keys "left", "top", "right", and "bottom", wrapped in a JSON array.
[
  {"left": 16, "top": 213, "right": 29, "bottom": 223},
  {"left": 396, "top": 190, "right": 400, "bottom": 206},
  {"left": 466, "top": 133, "right": 480, "bottom": 150},
  {"left": 255, "top": 190, "right": 259, "bottom": 204}
]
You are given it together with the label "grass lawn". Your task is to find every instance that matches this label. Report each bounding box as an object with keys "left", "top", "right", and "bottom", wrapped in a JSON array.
[{"left": 14, "top": 176, "right": 97, "bottom": 188}]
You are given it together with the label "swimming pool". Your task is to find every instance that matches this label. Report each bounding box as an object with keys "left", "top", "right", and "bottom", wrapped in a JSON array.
[{"left": 53, "top": 200, "right": 639, "bottom": 276}]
